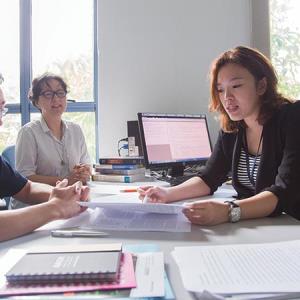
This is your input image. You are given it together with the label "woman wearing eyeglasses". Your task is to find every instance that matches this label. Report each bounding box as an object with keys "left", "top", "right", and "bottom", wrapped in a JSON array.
[{"left": 11, "top": 73, "right": 91, "bottom": 209}]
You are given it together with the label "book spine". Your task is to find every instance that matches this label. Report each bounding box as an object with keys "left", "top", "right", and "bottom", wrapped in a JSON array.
[
  {"left": 92, "top": 174, "right": 144, "bottom": 183},
  {"left": 94, "top": 164, "right": 143, "bottom": 170},
  {"left": 99, "top": 158, "right": 144, "bottom": 165},
  {"left": 98, "top": 168, "right": 145, "bottom": 175}
]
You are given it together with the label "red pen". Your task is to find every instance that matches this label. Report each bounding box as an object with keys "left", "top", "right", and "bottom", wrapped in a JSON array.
[{"left": 120, "top": 188, "right": 138, "bottom": 193}]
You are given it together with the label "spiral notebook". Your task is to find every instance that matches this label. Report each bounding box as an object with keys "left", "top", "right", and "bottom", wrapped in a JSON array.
[
  {"left": 5, "top": 244, "right": 122, "bottom": 284},
  {"left": 0, "top": 252, "right": 136, "bottom": 297}
]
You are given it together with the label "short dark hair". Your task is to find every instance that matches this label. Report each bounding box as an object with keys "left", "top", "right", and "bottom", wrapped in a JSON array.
[
  {"left": 28, "top": 73, "right": 68, "bottom": 108},
  {"left": 209, "top": 46, "right": 292, "bottom": 132}
]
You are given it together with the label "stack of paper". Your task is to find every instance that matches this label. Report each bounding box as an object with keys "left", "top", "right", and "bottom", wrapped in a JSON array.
[
  {"left": 172, "top": 240, "right": 300, "bottom": 299},
  {"left": 78, "top": 193, "right": 191, "bottom": 232},
  {"left": 125, "top": 244, "right": 175, "bottom": 299},
  {"left": 79, "top": 193, "right": 183, "bottom": 214},
  {"left": 88, "top": 207, "right": 191, "bottom": 232}
]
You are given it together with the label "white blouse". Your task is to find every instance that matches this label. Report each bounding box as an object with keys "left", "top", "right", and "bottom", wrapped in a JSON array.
[{"left": 11, "top": 117, "right": 90, "bottom": 209}]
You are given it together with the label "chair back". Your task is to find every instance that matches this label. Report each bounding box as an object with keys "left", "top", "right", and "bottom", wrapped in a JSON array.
[
  {"left": 1, "top": 145, "right": 16, "bottom": 209},
  {"left": 2, "top": 145, "right": 15, "bottom": 168}
]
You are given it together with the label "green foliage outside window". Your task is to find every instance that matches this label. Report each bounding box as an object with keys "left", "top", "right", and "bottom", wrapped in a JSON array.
[
  {"left": 0, "top": 55, "right": 96, "bottom": 161},
  {"left": 270, "top": 0, "right": 300, "bottom": 99}
]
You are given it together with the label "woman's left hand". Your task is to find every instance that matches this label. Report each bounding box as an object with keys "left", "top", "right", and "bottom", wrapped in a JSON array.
[
  {"left": 72, "top": 164, "right": 92, "bottom": 184},
  {"left": 182, "top": 200, "right": 229, "bottom": 226}
]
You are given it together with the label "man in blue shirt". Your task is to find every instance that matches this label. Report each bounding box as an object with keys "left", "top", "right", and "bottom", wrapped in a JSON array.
[{"left": 0, "top": 73, "right": 89, "bottom": 242}]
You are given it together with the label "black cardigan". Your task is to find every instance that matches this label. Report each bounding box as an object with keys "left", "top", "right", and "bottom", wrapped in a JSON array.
[{"left": 199, "top": 101, "right": 300, "bottom": 219}]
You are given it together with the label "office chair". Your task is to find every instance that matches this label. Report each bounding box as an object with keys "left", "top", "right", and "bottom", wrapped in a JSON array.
[
  {"left": 1, "top": 145, "right": 16, "bottom": 209},
  {"left": 2, "top": 145, "right": 15, "bottom": 168}
]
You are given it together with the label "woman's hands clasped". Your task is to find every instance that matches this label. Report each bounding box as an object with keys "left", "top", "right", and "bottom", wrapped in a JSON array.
[
  {"left": 49, "top": 178, "right": 90, "bottom": 219},
  {"left": 68, "top": 164, "right": 92, "bottom": 185}
]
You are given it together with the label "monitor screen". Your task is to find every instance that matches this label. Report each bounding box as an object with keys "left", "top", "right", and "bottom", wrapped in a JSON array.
[{"left": 137, "top": 113, "right": 212, "bottom": 177}]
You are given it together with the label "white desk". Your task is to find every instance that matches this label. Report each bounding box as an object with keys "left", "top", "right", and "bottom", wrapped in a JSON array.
[{"left": 1, "top": 183, "right": 300, "bottom": 299}]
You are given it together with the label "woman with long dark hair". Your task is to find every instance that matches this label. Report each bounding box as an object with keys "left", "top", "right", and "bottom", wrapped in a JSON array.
[{"left": 139, "top": 46, "right": 300, "bottom": 225}]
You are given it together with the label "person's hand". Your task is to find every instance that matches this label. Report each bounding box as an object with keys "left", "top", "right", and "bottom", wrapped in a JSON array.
[
  {"left": 182, "top": 200, "right": 229, "bottom": 225},
  {"left": 137, "top": 186, "right": 171, "bottom": 203},
  {"left": 68, "top": 164, "right": 92, "bottom": 185},
  {"left": 48, "top": 179, "right": 90, "bottom": 219}
]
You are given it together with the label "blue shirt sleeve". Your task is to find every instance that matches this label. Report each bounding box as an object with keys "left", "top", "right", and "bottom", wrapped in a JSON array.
[{"left": 0, "top": 155, "right": 28, "bottom": 198}]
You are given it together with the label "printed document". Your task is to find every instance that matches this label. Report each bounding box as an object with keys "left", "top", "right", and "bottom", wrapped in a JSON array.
[
  {"left": 172, "top": 240, "right": 300, "bottom": 295},
  {"left": 39, "top": 208, "right": 191, "bottom": 233},
  {"left": 88, "top": 208, "right": 191, "bottom": 232},
  {"left": 130, "top": 252, "right": 164, "bottom": 297},
  {"left": 79, "top": 193, "right": 183, "bottom": 215}
]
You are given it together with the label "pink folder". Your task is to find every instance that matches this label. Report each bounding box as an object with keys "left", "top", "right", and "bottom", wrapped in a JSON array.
[{"left": 0, "top": 252, "right": 136, "bottom": 297}]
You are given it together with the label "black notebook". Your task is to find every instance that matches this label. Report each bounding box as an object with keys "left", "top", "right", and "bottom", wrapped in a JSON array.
[{"left": 5, "top": 244, "right": 122, "bottom": 284}]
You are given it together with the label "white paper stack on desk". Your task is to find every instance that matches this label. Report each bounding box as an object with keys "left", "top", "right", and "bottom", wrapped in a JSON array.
[
  {"left": 78, "top": 194, "right": 191, "bottom": 232},
  {"left": 172, "top": 240, "right": 300, "bottom": 299},
  {"left": 80, "top": 193, "right": 183, "bottom": 214}
]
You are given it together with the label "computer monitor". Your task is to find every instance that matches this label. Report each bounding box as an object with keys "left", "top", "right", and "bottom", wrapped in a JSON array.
[{"left": 137, "top": 112, "right": 212, "bottom": 177}]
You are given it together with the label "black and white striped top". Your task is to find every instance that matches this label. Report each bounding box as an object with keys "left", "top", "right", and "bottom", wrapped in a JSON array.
[{"left": 237, "top": 147, "right": 261, "bottom": 191}]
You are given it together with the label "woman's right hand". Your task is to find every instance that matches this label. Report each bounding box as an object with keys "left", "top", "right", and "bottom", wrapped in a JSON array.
[
  {"left": 68, "top": 164, "right": 92, "bottom": 185},
  {"left": 137, "top": 186, "right": 171, "bottom": 203}
]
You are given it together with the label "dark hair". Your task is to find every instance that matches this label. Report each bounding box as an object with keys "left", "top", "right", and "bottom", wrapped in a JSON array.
[
  {"left": 209, "top": 46, "right": 292, "bottom": 132},
  {"left": 28, "top": 73, "right": 68, "bottom": 108}
]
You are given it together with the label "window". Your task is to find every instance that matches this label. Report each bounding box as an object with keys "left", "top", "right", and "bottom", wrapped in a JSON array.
[
  {"left": 270, "top": 0, "right": 300, "bottom": 99},
  {"left": 0, "top": 0, "right": 98, "bottom": 162}
]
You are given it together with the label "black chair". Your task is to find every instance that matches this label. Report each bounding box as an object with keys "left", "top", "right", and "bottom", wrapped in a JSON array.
[{"left": 1, "top": 145, "right": 15, "bottom": 209}]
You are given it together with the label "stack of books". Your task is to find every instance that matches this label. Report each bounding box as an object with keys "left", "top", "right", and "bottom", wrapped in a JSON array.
[{"left": 92, "top": 157, "right": 145, "bottom": 183}]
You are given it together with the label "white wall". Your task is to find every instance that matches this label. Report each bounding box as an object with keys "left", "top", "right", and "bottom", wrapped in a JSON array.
[{"left": 98, "top": 0, "right": 252, "bottom": 156}]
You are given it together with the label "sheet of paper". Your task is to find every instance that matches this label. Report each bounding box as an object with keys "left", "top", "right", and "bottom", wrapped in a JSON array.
[
  {"left": 130, "top": 252, "right": 164, "bottom": 297},
  {"left": 90, "top": 193, "right": 142, "bottom": 203},
  {"left": 124, "top": 244, "right": 175, "bottom": 300},
  {"left": 172, "top": 240, "right": 300, "bottom": 295},
  {"left": 89, "top": 208, "right": 191, "bottom": 232},
  {"left": 80, "top": 194, "right": 183, "bottom": 215},
  {"left": 38, "top": 209, "right": 96, "bottom": 231}
]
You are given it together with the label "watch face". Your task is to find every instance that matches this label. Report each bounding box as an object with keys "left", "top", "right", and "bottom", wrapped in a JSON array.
[{"left": 231, "top": 207, "right": 241, "bottom": 223}]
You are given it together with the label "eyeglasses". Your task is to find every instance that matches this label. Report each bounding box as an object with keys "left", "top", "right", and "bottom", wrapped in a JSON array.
[
  {"left": 0, "top": 107, "right": 8, "bottom": 117},
  {"left": 40, "top": 90, "right": 67, "bottom": 100}
]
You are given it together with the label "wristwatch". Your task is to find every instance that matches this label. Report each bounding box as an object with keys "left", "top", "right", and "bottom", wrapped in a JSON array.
[{"left": 225, "top": 200, "right": 241, "bottom": 223}]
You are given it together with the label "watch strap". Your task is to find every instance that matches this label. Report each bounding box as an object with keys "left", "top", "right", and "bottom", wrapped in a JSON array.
[{"left": 224, "top": 200, "right": 241, "bottom": 223}]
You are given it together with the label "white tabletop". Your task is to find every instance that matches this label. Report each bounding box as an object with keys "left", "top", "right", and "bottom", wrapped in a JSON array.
[{"left": 1, "top": 183, "right": 300, "bottom": 299}]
